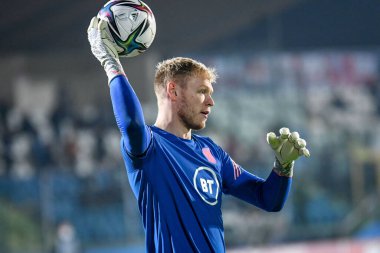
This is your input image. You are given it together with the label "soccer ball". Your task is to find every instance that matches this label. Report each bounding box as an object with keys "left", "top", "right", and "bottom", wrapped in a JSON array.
[{"left": 97, "top": 0, "right": 156, "bottom": 57}]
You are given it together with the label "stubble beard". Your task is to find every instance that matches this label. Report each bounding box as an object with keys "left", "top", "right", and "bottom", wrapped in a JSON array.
[{"left": 177, "top": 99, "right": 206, "bottom": 131}]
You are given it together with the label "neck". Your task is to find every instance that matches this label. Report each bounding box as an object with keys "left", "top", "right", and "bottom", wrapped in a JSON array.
[{"left": 155, "top": 112, "right": 192, "bottom": 140}]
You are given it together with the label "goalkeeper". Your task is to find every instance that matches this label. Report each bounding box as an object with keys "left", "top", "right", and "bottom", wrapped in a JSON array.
[{"left": 88, "top": 17, "right": 310, "bottom": 253}]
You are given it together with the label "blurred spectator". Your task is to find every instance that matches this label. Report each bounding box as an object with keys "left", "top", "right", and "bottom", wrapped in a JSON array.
[{"left": 53, "top": 221, "right": 81, "bottom": 253}]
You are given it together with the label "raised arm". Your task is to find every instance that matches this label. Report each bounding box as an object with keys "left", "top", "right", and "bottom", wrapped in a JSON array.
[
  {"left": 110, "top": 76, "right": 150, "bottom": 155},
  {"left": 87, "top": 17, "right": 150, "bottom": 156}
]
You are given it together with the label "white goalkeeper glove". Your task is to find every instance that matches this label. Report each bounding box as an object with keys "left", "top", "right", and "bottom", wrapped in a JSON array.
[
  {"left": 87, "top": 17, "right": 124, "bottom": 83},
  {"left": 266, "top": 127, "right": 310, "bottom": 177}
]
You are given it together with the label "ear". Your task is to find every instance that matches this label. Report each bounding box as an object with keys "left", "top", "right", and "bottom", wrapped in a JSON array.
[{"left": 166, "top": 81, "right": 178, "bottom": 101}]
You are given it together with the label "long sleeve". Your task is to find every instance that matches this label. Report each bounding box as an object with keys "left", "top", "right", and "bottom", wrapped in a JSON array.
[
  {"left": 224, "top": 169, "right": 291, "bottom": 212},
  {"left": 221, "top": 151, "right": 291, "bottom": 212},
  {"left": 109, "top": 75, "right": 151, "bottom": 156}
]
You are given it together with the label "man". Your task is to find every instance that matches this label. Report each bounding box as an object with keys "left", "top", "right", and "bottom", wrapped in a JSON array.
[{"left": 87, "top": 17, "right": 310, "bottom": 253}]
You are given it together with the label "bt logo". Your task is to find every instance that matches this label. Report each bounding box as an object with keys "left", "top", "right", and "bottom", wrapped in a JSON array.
[
  {"left": 193, "top": 167, "right": 220, "bottom": 205},
  {"left": 200, "top": 178, "right": 215, "bottom": 194}
]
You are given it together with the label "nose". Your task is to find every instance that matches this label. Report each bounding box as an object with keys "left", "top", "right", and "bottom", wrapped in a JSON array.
[{"left": 207, "top": 95, "right": 215, "bottom": 107}]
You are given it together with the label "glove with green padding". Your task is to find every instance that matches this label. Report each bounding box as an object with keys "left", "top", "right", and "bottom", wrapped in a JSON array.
[
  {"left": 267, "top": 127, "right": 310, "bottom": 177},
  {"left": 87, "top": 17, "right": 124, "bottom": 83}
]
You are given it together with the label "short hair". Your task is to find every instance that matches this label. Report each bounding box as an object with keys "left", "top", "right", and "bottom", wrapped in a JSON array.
[{"left": 154, "top": 57, "right": 217, "bottom": 96}]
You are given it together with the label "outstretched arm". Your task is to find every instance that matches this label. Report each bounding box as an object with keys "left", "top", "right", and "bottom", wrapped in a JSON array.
[
  {"left": 223, "top": 160, "right": 291, "bottom": 212},
  {"left": 88, "top": 17, "right": 150, "bottom": 156},
  {"left": 223, "top": 127, "right": 310, "bottom": 211}
]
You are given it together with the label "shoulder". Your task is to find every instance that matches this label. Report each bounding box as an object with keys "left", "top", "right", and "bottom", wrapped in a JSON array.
[
  {"left": 193, "top": 133, "right": 223, "bottom": 148},
  {"left": 193, "top": 133, "right": 214, "bottom": 145},
  {"left": 193, "top": 134, "right": 227, "bottom": 157}
]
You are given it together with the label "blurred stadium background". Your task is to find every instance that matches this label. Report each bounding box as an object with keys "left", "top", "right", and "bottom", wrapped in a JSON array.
[{"left": 1, "top": 0, "right": 380, "bottom": 252}]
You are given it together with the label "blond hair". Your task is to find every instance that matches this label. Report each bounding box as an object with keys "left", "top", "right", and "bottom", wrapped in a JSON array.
[{"left": 154, "top": 57, "right": 217, "bottom": 96}]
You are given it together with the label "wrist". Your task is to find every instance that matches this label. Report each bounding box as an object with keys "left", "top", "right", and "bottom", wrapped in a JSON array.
[
  {"left": 103, "top": 58, "right": 125, "bottom": 83},
  {"left": 273, "top": 158, "right": 294, "bottom": 177}
]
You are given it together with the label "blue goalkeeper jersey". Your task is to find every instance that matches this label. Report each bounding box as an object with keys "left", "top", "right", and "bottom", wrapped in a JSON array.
[
  {"left": 120, "top": 126, "right": 290, "bottom": 253},
  {"left": 110, "top": 75, "right": 291, "bottom": 253}
]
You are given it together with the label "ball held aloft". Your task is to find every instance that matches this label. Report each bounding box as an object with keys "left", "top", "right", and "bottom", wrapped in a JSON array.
[{"left": 97, "top": 0, "right": 156, "bottom": 57}]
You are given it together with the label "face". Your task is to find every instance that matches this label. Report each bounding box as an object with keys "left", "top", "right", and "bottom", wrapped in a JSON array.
[{"left": 176, "top": 76, "right": 215, "bottom": 130}]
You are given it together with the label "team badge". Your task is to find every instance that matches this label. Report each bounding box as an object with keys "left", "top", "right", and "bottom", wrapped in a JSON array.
[{"left": 202, "top": 148, "right": 216, "bottom": 164}]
